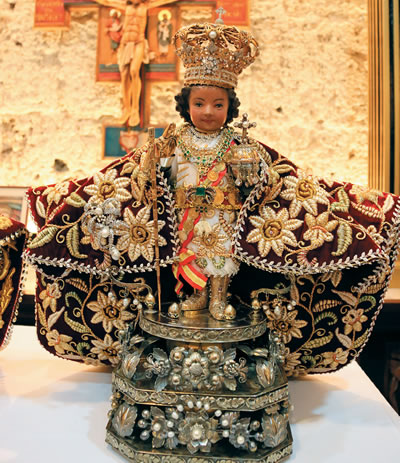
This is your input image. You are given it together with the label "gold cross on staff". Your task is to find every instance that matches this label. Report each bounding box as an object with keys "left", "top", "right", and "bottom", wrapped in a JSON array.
[
  {"left": 234, "top": 113, "right": 257, "bottom": 144},
  {"left": 215, "top": 6, "right": 226, "bottom": 23}
]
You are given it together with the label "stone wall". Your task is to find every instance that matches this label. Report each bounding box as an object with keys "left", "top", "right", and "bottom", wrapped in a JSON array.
[{"left": 0, "top": 0, "right": 368, "bottom": 188}]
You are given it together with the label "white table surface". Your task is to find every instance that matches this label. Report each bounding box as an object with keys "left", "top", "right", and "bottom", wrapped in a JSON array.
[{"left": 1, "top": 326, "right": 400, "bottom": 463}]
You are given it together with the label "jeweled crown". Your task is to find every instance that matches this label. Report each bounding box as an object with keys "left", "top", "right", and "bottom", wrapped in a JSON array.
[{"left": 173, "top": 16, "right": 259, "bottom": 88}]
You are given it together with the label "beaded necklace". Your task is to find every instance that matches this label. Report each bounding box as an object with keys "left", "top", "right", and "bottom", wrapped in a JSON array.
[{"left": 178, "top": 125, "right": 233, "bottom": 179}]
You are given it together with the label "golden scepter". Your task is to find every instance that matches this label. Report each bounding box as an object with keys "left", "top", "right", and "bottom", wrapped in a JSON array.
[{"left": 148, "top": 127, "right": 162, "bottom": 313}]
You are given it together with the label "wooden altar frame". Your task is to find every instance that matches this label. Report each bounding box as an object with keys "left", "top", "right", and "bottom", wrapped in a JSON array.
[{"left": 368, "top": 0, "right": 400, "bottom": 285}]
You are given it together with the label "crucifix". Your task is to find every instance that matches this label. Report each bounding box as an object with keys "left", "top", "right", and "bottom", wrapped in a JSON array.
[
  {"left": 234, "top": 113, "right": 257, "bottom": 144},
  {"left": 93, "top": 1, "right": 176, "bottom": 127},
  {"left": 215, "top": 6, "right": 226, "bottom": 23}
]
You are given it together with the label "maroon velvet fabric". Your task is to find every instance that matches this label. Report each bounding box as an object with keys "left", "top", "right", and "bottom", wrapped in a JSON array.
[
  {"left": 0, "top": 216, "right": 27, "bottom": 350},
  {"left": 25, "top": 137, "right": 400, "bottom": 374}
]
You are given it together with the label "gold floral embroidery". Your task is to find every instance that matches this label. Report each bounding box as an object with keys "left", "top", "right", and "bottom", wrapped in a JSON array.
[
  {"left": 303, "top": 212, "right": 338, "bottom": 247},
  {"left": 87, "top": 290, "right": 135, "bottom": 333},
  {"left": 39, "top": 282, "right": 61, "bottom": 313},
  {"left": 192, "top": 222, "right": 229, "bottom": 258},
  {"left": 280, "top": 171, "right": 330, "bottom": 217},
  {"left": 0, "top": 216, "right": 13, "bottom": 230},
  {"left": 45, "top": 329, "right": 73, "bottom": 355},
  {"left": 91, "top": 334, "right": 122, "bottom": 365},
  {"left": 322, "top": 348, "right": 349, "bottom": 369},
  {"left": 342, "top": 308, "right": 368, "bottom": 335},
  {"left": 247, "top": 207, "right": 302, "bottom": 257},
  {"left": 284, "top": 349, "right": 303, "bottom": 373},
  {"left": 84, "top": 169, "right": 132, "bottom": 203},
  {"left": 115, "top": 206, "right": 167, "bottom": 262},
  {"left": 349, "top": 184, "right": 383, "bottom": 205},
  {"left": 42, "top": 181, "right": 70, "bottom": 206}
]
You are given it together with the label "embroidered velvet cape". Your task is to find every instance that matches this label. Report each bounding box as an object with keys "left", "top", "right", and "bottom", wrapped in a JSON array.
[
  {"left": 0, "top": 216, "right": 26, "bottom": 350},
  {"left": 25, "top": 127, "right": 400, "bottom": 376}
]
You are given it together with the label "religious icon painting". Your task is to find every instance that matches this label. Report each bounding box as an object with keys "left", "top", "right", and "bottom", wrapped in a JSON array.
[
  {"left": 102, "top": 124, "right": 165, "bottom": 159},
  {"left": 96, "top": 6, "right": 122, "bottom": 82},
  {"left": 145, "top": 5, "right": 179, "bottom": 81}
]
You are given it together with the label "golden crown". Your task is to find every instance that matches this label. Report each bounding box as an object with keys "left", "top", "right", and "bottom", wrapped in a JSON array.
[{"left": 173, "top": 18, "right": 259, "bottom": 89}]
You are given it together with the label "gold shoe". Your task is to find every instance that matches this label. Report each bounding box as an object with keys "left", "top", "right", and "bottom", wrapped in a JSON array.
[
  {"left": 209, "top": 276, "right": 236, "bottom": 321},
  {"left": 181, "top": 286, "right": 208, "bottom": 313}
]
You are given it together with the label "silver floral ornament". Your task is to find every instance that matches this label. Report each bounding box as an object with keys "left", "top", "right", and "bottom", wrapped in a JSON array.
[
  {"left": 256, "top": 358, "right": 276, "bottom": 387},
  {"left": 121, "top": 350, "right": 141, "bottom": 379},
  {"left": 262, "top": 412, "right": 288, "bottom": 448},
  {"left": 112, "top": 403, "right": 137, "bottom": 437}
]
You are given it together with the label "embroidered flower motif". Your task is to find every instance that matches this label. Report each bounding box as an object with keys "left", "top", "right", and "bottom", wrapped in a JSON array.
[
  {"left": 84, "top": 168, "right": 131, "bottom": 203},
  {"left": 349, "top": 185, "right": 383, "bottom": 205},
  {"left": 192, "top": 223, "right": 228, "bottom": 258},
  {"left": 42, "top": 181, "right": 70, "bottom": 206},
  {"left": 247, "top": 207, "right": 302, "bottom": 257},
  {"left": 303, "top": 212, "right": 338, "bottom": 247},
  {"left": 280, "top": 171, "right": 331, "bottom": 218},
  {"left": 283, "top": 349, "right": 302, "bottom": 375},
  {"left": 115, "top": 206, "right": 166, "bottom": 262},
  {"left": 342, "top": 308, "right": 368, "bottom": 335},
  {"left": 39, "top": 282, "right": 61, "bottom": 313},
  {"left": 90, "top": 334, "right": 122, "bottom": 365},
  {"left": 0, "top": 216, "right": 13, "bottom": 230},
  {"left": 46, "top": 329, "right": 73, "bottom": 355},
  {"left": 87, "top": 290, "right": 135, "bottom": 333},
  {"left": 322, "top": 348, "right": 349, "bottom": 369},
  {"left": 266, "top": 307, "right": 307, "bottom": 344}
]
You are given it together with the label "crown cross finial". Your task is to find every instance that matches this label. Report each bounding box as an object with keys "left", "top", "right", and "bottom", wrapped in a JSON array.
[
  {"left": 215, "top": 7, "right": 226, "bottom": 24},
  {"left": 234, "top": 113, "right": 257, "bottom": 143}
]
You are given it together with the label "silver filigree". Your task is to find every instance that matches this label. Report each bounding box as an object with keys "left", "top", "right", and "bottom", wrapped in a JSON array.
[
  {"left": 81, "top": 197, "right": 124, "bottom": 260},
  {"left": 112, "top": 403, "right": 137, "bottom": 437},
  {"left": 142, "top": 345, "right": 248, "bottom": 392}
]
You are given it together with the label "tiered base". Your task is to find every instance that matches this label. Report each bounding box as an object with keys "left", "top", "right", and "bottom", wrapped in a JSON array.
[{"left": 106, "top": 308, "right": 293, "bottom": 462}]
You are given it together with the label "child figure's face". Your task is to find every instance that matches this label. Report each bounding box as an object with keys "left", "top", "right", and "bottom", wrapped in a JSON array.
[{"left": 188, "top": 86, "right": 229, "bottom": 132}]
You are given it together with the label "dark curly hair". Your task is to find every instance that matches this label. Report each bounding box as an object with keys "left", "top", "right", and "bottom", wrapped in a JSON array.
[{"left": 174, "top": 86, "right": 240, "bottom": 126}]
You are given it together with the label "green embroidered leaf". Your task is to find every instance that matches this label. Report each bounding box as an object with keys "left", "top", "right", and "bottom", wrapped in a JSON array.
[
  {"left": 314, "top": 311, "right": 338, "bottom": 326},
  {"left": 332, "top": 222, "right": 353, "bottom": 256},
  {"left": 331, "top": 289, "right": 358, "bottom": 306},
  {"left": 359, "top": 295, "right": 376, "bottom": 312},
  {"left": 28, "top": 226, "right": 58, "bottom": 249},
  {"left": 65, "top": 291, "right": 83, "bottom": 308},
  {"left": 331, "top": 188, "right": 350, "bottom": 212},
  {"left": 353, "top": 330, "right": 369, "bottom": 349},
  {"left": 303, "top": 332, "right": 333, "bottom": 349},
  {"left": 76, "top": 342, "right": 91, "bottom": 356},
  {"left": 64, "top": 311, "right": 89, "bottom": 334},
  {"left": 65, "top": 192, "right": 86, "bottom": 208},
  {"left": 66, "top": 224, "right": 88, "bottom": 259},
  {"left": 335, "top": 328, "right": 352, "bottom": 348}
]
